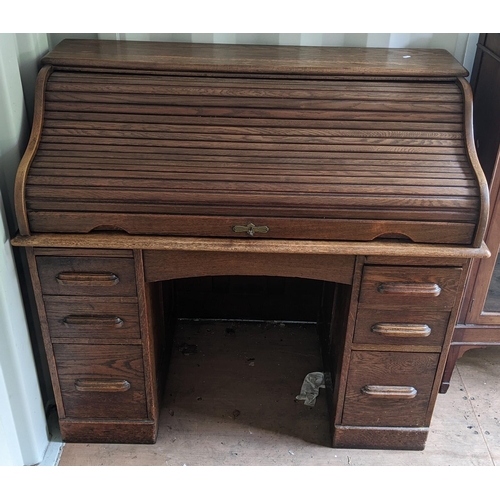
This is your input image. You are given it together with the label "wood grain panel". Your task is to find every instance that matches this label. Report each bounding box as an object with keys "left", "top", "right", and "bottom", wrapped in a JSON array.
[
  {"left": 342, "top": 351, "right": 439, "bottom": 427},
  {"left": 25, "top": 202, "right": 477, "bottom": 224},
  {"left": 14, "top": 65, "right": 52, "bottom": 236},
  {"left": 36, "top": 256, "right": 136, "bottom": 296},
  {"left": 353, "top": 309, "right": 450, "bottom": 347},
  {"left": 41, "top": 40, "right": 469, "bottom": 77},
  {"left": 43, "top": 295, "right": 141, "bottom": 339},
  {"left": 42, "top": 110, "right": 466, "bottom": 131},
  {"left": 53, "top": 344, "right": 147, "bottom": 419},
  {"left": 23, "top": 66, "right": 482, "bottom": 245},
  {"left": 359, "top": 266, "right": 463, "bottom": 309},
  {"left": 58, "top": 419, "right": 157, "bottom": 444},
  {"left": 332, "top": 425, "right": 428, "bottom": 450},
  {"left": 26, "top": 212, "right": 477, "bottom": 245},
  {"left": 143, "top": 250, "right": 355, "bottom": 284},
  {"left": 27, "top": 175, "right": 474, "bottom": 196},
  {"left": 45, "top": 76, "right": 464, "bottom": 96},
  {"left": 29, "top": 167, "right": 476, "bottom": 184}
]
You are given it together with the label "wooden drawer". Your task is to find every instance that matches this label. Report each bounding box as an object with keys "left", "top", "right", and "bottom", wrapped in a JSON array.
[
  {"left": 353, "top": 309, "right": 450, "bottom": 347},
  {"left": 37, "top": 256, "right": 136, "bottom": 296},
  {"left": 53, "top": 344, "right": 148, "bottom": 420},
  {"left": 359, "top": 266, "right": 463, "bottom": 310},
  {"left": 44, "top": 296, "right": 141, "bottom": 339},
  {"left": 342, "top": 351, "right": 439, "bottom": 427}
]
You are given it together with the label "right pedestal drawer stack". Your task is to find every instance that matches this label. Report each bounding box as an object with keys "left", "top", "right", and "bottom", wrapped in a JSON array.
[{"left": 334, "top": 263, "right": 465, "bottom": 449}]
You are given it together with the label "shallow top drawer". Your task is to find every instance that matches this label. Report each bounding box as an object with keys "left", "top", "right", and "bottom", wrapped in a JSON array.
[
  {"left": 36, "top": 256, "right": 137, "bottom": 296},
  {"left": 53, "top": 343, "right": 147, "bottom": 420},
  {"left": 358, "top": 266, "right": 463, "bottom": 310}
]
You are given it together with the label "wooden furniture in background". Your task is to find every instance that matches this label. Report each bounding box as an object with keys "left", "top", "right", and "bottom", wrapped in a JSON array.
[
  {"left": 441, "top": 33, "right": 500, "bottom": 392},
  {"left": 11, "top": 40, "right": 489, "bottom": 450}
]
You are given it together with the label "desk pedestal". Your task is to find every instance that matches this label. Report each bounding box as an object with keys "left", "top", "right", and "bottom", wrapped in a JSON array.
[{"left": 21, "top": 243, "right": 471, "bottom": 450}]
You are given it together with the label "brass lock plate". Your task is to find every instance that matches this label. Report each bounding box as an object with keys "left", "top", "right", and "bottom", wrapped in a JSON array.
[{"left": 232, "top": 223, "right": 269, "bottom": 237}]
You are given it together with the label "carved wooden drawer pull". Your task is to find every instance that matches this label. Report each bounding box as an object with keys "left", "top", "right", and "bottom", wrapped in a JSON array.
[
  {"left": 377, "top": 282, "right": 441, "bottom": 296},
  {"left": 63, "top": 315, "right": 124, "bottom": 328},
  {"left": 74, "top": 379, "right": 131, "bottom": 392},
  {"left": 56, "top": 272, "right": 120, "bottom": 286},
  {"left": 361, "top": 385, "right": 417, "bottom": 399},
  {"left": 371, "top": 323, "right": 431, "bottom": 337}
]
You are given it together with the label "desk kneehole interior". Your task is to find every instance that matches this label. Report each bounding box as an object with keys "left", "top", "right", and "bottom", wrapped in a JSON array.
[{"left": 11, "top": 40, "right": 490, "bottom": 451}]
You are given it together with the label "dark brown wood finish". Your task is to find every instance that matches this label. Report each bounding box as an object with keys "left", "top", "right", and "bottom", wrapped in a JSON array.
[
  {"left": 14, "top": 66, "right": 52, "bottom": 236},
  {"left": 52, "top": 343, "right": 148, "bottom": 419},
  {"left": 12, "top": 40, "right": 489, "bottom": 450},
  {"left": 353, "top": 309, "right": 450, "bottom": 347},
  {"left": 11, "top": 233, "right": 490, "bottom": 258},
  {"left": 41, "top": 40, "right": 469, "bottom": 77},
  {"left": 134, "top": 249, "right": 164, "bottom": 426},
  {"left": 332, "top": 426, "right": 429, "bottom": 451},
  {"left": 358, "top": 266, "right": 463, "bottom": 309},
  {"left": 331, "top": 257, "right": 365, "bottom": 431},
  {"left": 36, "top": 256, "right": 137, "bottom": 296},
  {"left": 143, "top": 250, "right": 355, "bottom": 284},
  {"left": 59, "top": 420, "right": 157, "bottom": 444},
  {"left": 25, "top": 247, "right": 66, "bottom": 418},
  {"left": 342, "top": 351, "right": 440, "bottom": 427},
  {"left": 43, "top": 296, "right": 141, "bottom": 339},
  {"left": 24, "top": 69, "right": 481, "bottom": 245}
]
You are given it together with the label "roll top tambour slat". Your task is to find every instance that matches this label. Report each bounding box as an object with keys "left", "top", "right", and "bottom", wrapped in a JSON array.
[
  {"left": 42, "top": 128, "right": 465, "bottom": 147},
  {"left": 42, "top": 121, "right": 465, "bottom": 140},
  {"left": 45, "top": 92, "right": 464, "bottom": 114},
  {"left": 43, "top": 112, "right": 466, "bottom": 131},
  {"left": 23, "top": 69, "right": 482, "bottom": 243},
  {"left": 25, "top": 185, "right": 478, "bottom": 207},
  {"left": 44, "top": 102, "right": 463, "bottom": 123},
  {"left": 38, "top": 140, "right": 466, "bottom": 156},
  {"left": 46, "top": 71, "right": 463, "bottom": 86},
  {"left": 25, "top": 202, "right": 476, "bottom": 224},
  {"left": 30, "top": 161, "right": 474, "bottom": 177},
  {"left": 27, "top": 176, "right": 474, "bottom": 196},
  {"left": 35, "top": 147, "right": 468, "bottom": 161},
  {"left": 28, "top": 170, "right": 477, "bottom": 185}
]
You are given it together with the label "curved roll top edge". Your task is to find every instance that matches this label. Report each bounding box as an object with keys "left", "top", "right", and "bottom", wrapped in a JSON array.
[
  {"left": 458, "top": 77, "right": 490, "bottom": 247},
  {"left": 14, "top": 65, "right": 53, "bottom": 236}
]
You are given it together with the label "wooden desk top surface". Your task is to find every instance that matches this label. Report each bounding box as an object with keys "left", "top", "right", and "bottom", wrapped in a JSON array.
[{"left": 42, "top": 39, "right": 468, "bottom": 77}]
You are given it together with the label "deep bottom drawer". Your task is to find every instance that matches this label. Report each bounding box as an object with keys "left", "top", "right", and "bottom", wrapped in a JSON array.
[
  {"left": 53, "top": 344, "right": 148, "bottom": 420},
  {"left": 342, "top": 351, "right": 440, "bottom": 427}
]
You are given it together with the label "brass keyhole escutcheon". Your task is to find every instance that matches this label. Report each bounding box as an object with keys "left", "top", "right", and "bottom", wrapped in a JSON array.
[{"left": 232, "top": 223, "right": 269, "bottom": 237}]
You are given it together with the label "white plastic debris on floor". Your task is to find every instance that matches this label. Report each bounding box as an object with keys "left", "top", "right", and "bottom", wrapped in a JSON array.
[{"left": 295, "top": 372, "right": 325, "bottom": 407}]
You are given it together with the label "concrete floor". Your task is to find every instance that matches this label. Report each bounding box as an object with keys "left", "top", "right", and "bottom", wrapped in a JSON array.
[{"left": 57, "top": 321, "right": 500, "bottom": 466}]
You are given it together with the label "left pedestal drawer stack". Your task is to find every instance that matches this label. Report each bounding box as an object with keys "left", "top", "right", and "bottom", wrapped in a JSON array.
[{"left": 26, "top": 248, "right": 158, "bottom": 443}]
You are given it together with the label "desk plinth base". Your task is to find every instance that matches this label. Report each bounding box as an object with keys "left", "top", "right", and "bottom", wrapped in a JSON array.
[
  {"left": 59, "top": 419, "right": 158, "bottom": 444},
  {"left": 333, "top": 425, "right": 429, "bottom": 451}
]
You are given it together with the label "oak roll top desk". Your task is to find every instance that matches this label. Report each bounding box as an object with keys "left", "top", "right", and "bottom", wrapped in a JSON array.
[{"left": 11, "top": 39, "right": 490, "bottom": 450}]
